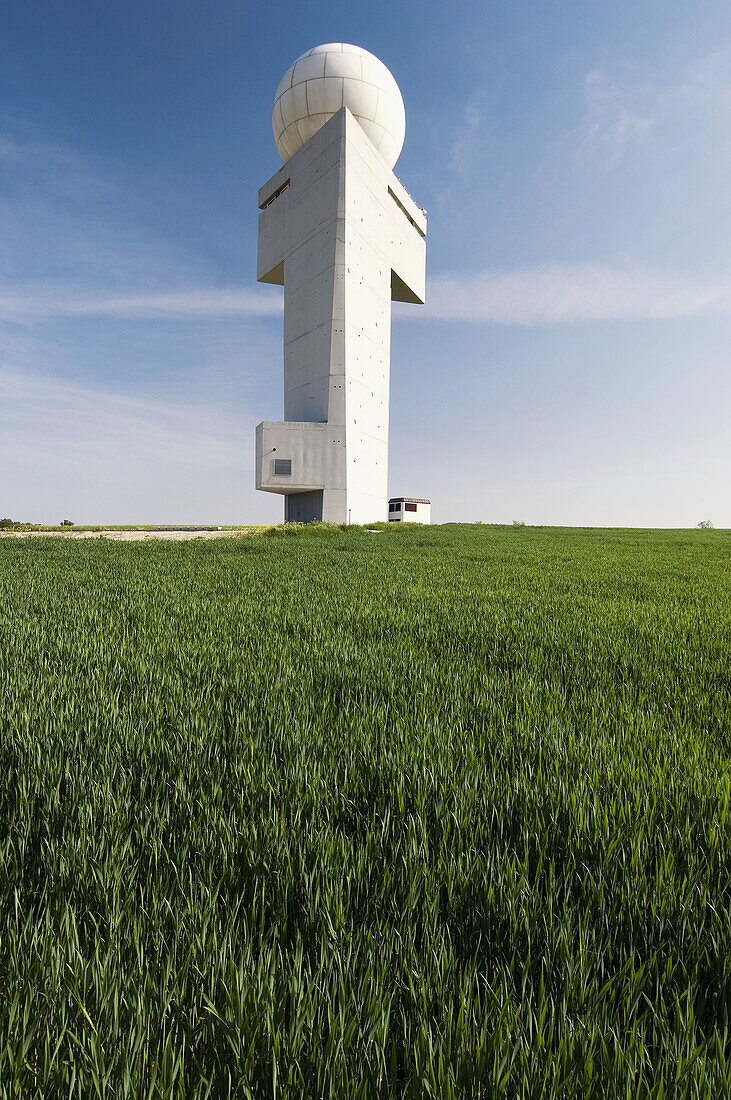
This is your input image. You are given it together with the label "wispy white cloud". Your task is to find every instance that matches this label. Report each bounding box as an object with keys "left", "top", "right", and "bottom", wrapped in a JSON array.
[
  {"left": 5, "top": 264, "right": 729, "bottom": 328},
  {"left": 419, "top": 263, "right": 731, "bottom": 325},
  {"left": 447, "top": 98, "right": 486, "bottom": 179},
  {"left": 0, "top": 115, "right": 286, "bottom": 521},
  {"left": 0, "top": 117, "right": 283, "bottom": 326},
  {"left": 580, "top": 48, "right": 731, "bottom": 165},
  {"left": 581, "top": 70, "right": 658, "bottom": 165},
  {"left": 0, "top": 134, "right": 21, "bottom": 160},
  {"left": 0, "top": 361, "right": 282, "bottom": 523},
  {"left": 0, "top": 115, "right": 244, "bottom": 302},
  {"left": 1, "top": 366, "right": 243, "bottom": 467},
  {"left": 0, "top": 285, "right": 282, "bottom": 321}
]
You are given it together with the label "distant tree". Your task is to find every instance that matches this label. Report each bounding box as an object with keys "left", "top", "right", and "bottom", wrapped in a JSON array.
[
  {"left": 61, "top": 519, "right": 74, "bottom": 526},
  {"left": 512, "top": 520, "right": 526, "bottom": 527},
  {"left": 0, "top": 519, "right": 35, "bottom": 530},
  {"left": 697, "top": 520, "right": 714, "bottom": 530}
]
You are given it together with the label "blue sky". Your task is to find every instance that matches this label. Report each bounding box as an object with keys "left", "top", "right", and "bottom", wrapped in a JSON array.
[{"left": 1, "top": 0, "right": 729, "bottom": 526}]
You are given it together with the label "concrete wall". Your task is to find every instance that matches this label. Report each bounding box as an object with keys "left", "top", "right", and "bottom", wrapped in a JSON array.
[{"left": 255, "top": 107, "right": 426, "bottom": 525}]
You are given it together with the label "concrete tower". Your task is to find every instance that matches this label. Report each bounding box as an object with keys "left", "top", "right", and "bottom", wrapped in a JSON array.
[{"left": 255, "top": 43, "right": 426, "bottom": 524}]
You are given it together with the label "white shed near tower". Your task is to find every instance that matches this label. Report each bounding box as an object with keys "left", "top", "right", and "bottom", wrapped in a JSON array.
[{"left": 388, "top": 498, "right": 431, "bottom": 523}]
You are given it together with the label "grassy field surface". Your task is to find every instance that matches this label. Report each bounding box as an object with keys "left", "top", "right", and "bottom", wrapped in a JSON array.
[{"left": 1, "top": 524, "right": 729, "bottom": 1097}]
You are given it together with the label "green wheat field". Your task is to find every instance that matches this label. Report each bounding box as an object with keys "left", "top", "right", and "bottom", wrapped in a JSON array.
[{"left": 1, "top": 524, "right": 729, "bottom": 1098}]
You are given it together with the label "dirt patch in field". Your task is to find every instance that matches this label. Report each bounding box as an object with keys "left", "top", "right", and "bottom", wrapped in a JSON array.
[{"left": 0, "top": 529, "right": 255, "bottom": 541}]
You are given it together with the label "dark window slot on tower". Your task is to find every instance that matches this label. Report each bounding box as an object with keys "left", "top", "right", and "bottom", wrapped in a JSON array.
[
  {"left": 387, "top": 187, "right": 426, "bottom": 237},
  {"left": 260, "top": 180, "right": 290, "bottom": 210}
]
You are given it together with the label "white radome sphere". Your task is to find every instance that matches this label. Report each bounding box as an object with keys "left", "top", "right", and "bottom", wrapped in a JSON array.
[{"left": 272, "top": 43, "right": 406, "bottom": 169}]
